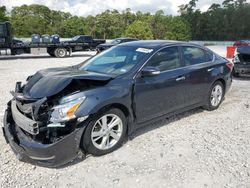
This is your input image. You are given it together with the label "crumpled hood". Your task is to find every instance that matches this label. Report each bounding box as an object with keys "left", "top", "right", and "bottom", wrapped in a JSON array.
[
  {"left": 22, "top": 66, "right": 113, "bottom": 99},
  {"left": 237, "top": 46, "right": 250, "bottom": 55}
]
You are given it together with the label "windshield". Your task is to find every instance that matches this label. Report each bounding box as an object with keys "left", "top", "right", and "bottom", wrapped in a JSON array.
[
  {"left": 110, "top": 39, "right": 121, "bottom": 45},
  {"left": 72, "top": 36, "right": 80, "bottom": 41},
  {"left": 79, "top": 46, "right": 152, "bottom": 75}
]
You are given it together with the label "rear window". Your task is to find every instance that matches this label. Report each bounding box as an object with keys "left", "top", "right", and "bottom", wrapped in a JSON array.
[{"left": 182, "top": 46, "right": 207, "bottom": 66}]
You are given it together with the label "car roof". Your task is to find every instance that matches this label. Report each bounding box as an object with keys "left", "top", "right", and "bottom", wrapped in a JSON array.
[
  {"left": 77, "top": 35, "right": 91, "bottom": 37},
  {"left": 119, "top": 40, "right": 197, "bottom": 49},
  {"left": 115, "top": 37, "right": 137, "bottom": 40}
]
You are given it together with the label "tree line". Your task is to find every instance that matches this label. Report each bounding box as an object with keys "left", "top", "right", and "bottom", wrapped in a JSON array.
[
  {"left": 0, "top": 0, "right": 250, "bottom": 41},
  {"left": 0, "top": 5, "right": 190, "bottom": 40},
  {"left": 180, "top": 0, "right": 250, "bottom": 40}
]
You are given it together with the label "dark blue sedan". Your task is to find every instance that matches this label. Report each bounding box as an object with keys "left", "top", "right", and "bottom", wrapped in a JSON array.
[{"left": 3, "top": 41, "right": 233, "bottom": 167}]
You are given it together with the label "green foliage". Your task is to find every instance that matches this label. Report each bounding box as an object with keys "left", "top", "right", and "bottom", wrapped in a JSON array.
[
  {"left": 165, "top": 17, "right": 191, "bottom": 41},
  {"left": 96, "top": 10, "right": 123, "bottom": 39},
  {"left": 0, "top": 6, "right": 8, "bottom": 22},
  {"left": 3, "top": 1, "right": 250, "bottom": 40},
  {"left": 6, "top": 4, "right": 191, "bottom": 40},
  {"left": 151, "top": 10, "right": 170, "bottom": 39},
  {"left": 11, "top": 4, "right": 51, "bottom": 36},
  {"left": 62, "top": 16, "right": 86, "bottom": 37},
  {"left": 125, "top": 20, "right": 153, "bottom": 39},
  {"left": 180, "top": 0, "right": 250, "bottom": 40}
]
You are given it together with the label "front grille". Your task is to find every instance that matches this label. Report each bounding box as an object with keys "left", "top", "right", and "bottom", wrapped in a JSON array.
[
  {"left": 11, "top": 100, "right": 39, "bottom": 135},
  {"left": 14, "top": 99, "right": 50, "bottom": 129},
  {"left": 16, "top": 100, "right": 34, "bottom": 119}
]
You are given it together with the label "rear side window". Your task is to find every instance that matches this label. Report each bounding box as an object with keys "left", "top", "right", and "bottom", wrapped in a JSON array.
[
  {"left": 84, "top": 36, "right": 92, "bottom": 43},
  {"left": 206, "top": 51, "right": 214, "bottom": 62},
  {"left": 147, "top": 47, "right": 181, "bottom": 72},
  {"left": 182, "top": 46, "right": 207, "bottom": 66}
]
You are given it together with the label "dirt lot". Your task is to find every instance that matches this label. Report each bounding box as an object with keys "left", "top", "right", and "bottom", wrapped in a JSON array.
[{"left": 0, "top": 51, "right": 250, "bottom": 188}]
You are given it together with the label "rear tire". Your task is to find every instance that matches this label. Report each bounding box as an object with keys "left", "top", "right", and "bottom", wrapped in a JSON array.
[
  {"left": 55, "top": 47, "right": 67, "bottom": 58},
  {"left": 81, "top": 108, "right": 127, "bottom": 156},
  {"left": 204, "top": 81, "right": 225, "bottom": 111}
]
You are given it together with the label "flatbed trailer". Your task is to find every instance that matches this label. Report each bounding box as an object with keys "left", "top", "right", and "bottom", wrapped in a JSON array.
[
  {"left": 0, "top": 22, "right": 104, "bottom": 58},
  {"left": 7, "top": 42, "right": 97, "bottom": 57}
]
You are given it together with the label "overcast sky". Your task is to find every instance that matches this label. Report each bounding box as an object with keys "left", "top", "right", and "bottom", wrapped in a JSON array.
[{"left": 0, "top": 0, "right": 247, "bottom": 16}]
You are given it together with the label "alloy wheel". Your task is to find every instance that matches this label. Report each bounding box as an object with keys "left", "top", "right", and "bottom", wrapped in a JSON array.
[
  {"left": 91, "top": 114, "right": 123, "bottom": 150},
  {"left": 210, "top": 84, "right": 223, "bottom": 107}
]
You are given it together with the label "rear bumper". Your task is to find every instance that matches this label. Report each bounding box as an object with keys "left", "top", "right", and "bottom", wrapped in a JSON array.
[{"left": 3, "top": 103, "right": 85, "bottom": 168}]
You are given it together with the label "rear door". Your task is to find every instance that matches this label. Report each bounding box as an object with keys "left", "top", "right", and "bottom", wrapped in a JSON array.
[{"left": 180, "top": 46, "right": 217, "bottom": 106}]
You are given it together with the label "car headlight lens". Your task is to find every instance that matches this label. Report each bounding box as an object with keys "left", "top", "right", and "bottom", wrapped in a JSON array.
[{"left": 50, "top": 96, "right": 86, "bottom": 123}]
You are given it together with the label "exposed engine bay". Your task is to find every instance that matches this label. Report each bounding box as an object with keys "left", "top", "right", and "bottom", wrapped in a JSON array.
[
  {"left": 10, "top": 66, "right": 111, "bottom": 145},
  {"left": 238, "top": 54, "right": 250, "bottom": 64}
]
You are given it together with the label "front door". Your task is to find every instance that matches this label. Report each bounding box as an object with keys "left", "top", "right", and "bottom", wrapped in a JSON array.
[{"left": 134, "top": 46, "right": 189, "bottom": 123}]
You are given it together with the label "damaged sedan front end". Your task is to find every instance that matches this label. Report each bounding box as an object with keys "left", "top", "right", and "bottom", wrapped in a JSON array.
[
  {"left": 233, "top": 46, "right": 250, "bottom": 76},
  {"left": 3, "top": 66, "right": 113, "bottom": 167}
]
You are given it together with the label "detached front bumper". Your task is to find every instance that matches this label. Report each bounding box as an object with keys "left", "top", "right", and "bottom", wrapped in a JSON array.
[
  {"left": 234, "top": 64, "right": 250, "bottom": 75},
  {"left": 2, "top": 102, "right": 85, "bottom": 168}
]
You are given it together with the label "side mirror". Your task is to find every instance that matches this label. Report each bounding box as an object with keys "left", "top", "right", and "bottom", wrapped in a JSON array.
[{"left": 141, "top": 66, "right": 160, "bottom": 77}]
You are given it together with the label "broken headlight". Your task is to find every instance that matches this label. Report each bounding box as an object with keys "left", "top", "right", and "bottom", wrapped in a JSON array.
[{"left": 50, "top": 96, "right": 86, "bottom": 123}]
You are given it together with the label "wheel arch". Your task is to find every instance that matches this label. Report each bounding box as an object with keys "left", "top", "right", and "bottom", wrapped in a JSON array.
[
  {"left": 213, "top": 78, "right": 226, "bottom": 91},
  {"left": 90, "top": 103, "right": 132, "bottom": 124},
  {"left": 81, "top": 102, "right": 134, "bottom": 137}
]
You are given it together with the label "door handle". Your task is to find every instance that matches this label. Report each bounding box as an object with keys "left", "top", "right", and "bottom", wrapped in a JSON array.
[
  {"left": 176, "top": 76, "right": 186, "bottom": 81},
  {"left": 207, "top": 68, "right": 214, "bottom": 72}
]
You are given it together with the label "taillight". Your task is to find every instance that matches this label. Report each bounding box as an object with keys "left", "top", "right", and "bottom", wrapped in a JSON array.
[{"left": 226, "top": 62, "right": 234, "bottom": 71}]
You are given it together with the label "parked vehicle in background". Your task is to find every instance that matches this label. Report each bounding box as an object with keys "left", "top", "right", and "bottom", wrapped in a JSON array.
[
  {"left": 3, "top": 41, "right": 233, "bottom": 167},
  {"left": 233, "top": 40, "right": 250, "bottom": 47},
  {"left": 0, "top": 22, "right": 105, "bottom": 58},
  {"left": 64, "top": 35, "right": 106, "bottom": 51},
  {"left": 12, "top": 38, "right": 24, "bottom": 46},
  {"left": 232, "top": 46, "right": 250, "bottom": 77},
  {"left": 96, "top": 38, "right": 138, "bottom": 53}
]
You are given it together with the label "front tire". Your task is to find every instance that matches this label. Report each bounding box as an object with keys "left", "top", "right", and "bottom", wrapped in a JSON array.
[
  {"left": 204, "top": 81, "right": 225, "bottom": 111},
  {"left": 81, "top": 108, "right": 127, "bottom": 156}
]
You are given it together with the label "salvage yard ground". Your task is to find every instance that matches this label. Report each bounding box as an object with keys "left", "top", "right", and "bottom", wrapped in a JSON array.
[{"left": 0, "top": 49, "right": 250, "bottom": 188}]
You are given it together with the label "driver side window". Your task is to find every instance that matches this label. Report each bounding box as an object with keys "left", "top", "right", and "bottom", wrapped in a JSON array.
[{"left": 147, "top": 47, "right": 181, "bottom": 72}]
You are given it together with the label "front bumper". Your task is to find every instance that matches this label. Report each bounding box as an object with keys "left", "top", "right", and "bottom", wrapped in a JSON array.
[
  {"left": 234, "top": 64, "right": 250, "bottom": 74},
  {"left": 3, "top": 102, "right": 85, "bottom": 168}
]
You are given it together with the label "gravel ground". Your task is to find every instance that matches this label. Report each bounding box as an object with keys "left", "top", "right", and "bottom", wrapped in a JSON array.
[{"left": 0, "top": 50, "right": 250, "bottom": 188}]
